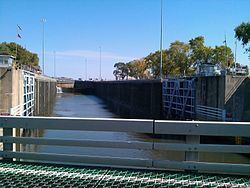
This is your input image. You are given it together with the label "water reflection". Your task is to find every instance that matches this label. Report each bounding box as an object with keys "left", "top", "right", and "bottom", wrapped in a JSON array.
[{"left": 21, "top": 93, "right": 250, "bottom": 163}]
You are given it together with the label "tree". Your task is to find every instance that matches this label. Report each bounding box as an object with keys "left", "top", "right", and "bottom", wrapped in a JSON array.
[
  {"left": 0, "top": 42, "right": 39, "bottom": 66},
  {"left": 127, "top": 59, "right": 148, "bottom": 79},
  {"left": 144, "top": 50, "right": 167, "bottom": 78},
  {"left": 113, "top": 62, "right": 128, "bottom": 80},
  {"left": 212, "top": 45, "right": 234, "bottom": 68},
  {"left": 235, "top": 22, "right": 250, "bottom": 55},
  {"left": 189, "top": 36, "right": 213, "bottom": 66},
  {"left": 114, "top": 36, "right": 235, "bottom": 79},
  {"left": 167, "top": 41, "right": 191, "bottom": 76}
]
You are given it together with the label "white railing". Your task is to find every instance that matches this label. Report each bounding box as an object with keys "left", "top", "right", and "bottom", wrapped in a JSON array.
[
  {"left": 0, "top": 116, "right": 250, "bottom": 175},
  {"left": 196, "top": 105, "right": 226, "bottom": 121},
  {"left": 10, "top": 105, "right": 23, "bottom": 116}
]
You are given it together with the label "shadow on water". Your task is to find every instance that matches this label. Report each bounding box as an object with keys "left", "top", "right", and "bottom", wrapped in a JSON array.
[{"left": 21, "top": 93, "right": 250, "bottom": 164}]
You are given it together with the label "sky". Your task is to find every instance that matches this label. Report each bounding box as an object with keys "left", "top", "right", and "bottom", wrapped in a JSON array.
[{"left": 0, "top": 0, "right": 250, "bottom": 80}]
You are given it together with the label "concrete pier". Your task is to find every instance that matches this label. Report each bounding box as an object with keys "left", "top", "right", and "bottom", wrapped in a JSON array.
[{"left": 35, "top": 75, "right": 57, "bottom": 116}]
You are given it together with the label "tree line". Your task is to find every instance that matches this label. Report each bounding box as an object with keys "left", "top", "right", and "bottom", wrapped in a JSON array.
[
  {"left": 114, "top": 22, "right": 250, "bottom": 80},
  {"left": 0, "top": 42, "right": 39, "bottom": 67}
]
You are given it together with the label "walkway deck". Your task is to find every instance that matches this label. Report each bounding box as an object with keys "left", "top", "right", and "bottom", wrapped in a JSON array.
[{"left": 0, "top": 162, "right": 249, "bottom": 188}]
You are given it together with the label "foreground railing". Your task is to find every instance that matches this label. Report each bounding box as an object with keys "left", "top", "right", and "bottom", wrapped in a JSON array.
[{"left": 0, "top": 116, "right": 250, "bottom": 175}]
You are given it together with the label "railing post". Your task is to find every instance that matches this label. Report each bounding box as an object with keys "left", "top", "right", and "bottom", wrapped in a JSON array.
[
  {"left": 222, "top": 109, "right": 226, "bottom": 121},
  {"left": 3, "top": 119, "right": 13, "bottom": 161},
  {"left": 185, "top": 133, "right": 200, "bottom": 171}
]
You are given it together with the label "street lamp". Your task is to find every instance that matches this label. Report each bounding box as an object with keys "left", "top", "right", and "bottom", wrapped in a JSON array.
[
  {"left": 160, "top": 0, "right": 163, "bottom": 80},
  {"left": 41, "top": 18, "right": 46, "bottom": 75},
  {"left": 53, "top": 51, "right": 56, "bottom": 77},
  {"left": 99, "top": 46, "right": 102, "bottom": 80},
  {"left": 85, "top": 58, "right": 88, "bottom": 81}
]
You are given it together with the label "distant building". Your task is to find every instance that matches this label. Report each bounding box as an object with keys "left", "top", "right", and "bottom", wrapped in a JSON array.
[
  {"left": 196, "top": 63, "right": 223, "bottom": 77},
  {"left": 0, "top": 55, "right": 15, "bottom": 68}
]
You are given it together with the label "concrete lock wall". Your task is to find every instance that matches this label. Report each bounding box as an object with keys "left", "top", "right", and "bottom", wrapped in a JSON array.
[
  {"left": 0, "top": 68, "right": 13, "bottom": 114},
  {"left": 224, "top": 76, "right": 250, "bottom": 121},
  {"left": 0, "top": 67, "right": 24, "bottom": 114},
  {"left": 73, "top": 76, "right": 250, "bottom": 121},
  {"left": 35, "top": 75, "right": 57, "bottom": 116},
  {"left": 196, "top": 76, "right": 226, "bottom": 109},
  {"left": 57, "top": 81, "right": 75, "bottom": 93},
  {"left": 195, "top": 75, "right": 250, "bottom": 121},
  {"left": 74, "top": 80, "right": 163, "bottom": 119}
]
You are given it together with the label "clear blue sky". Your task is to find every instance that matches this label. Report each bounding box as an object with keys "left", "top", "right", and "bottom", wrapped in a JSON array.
[{"left": 0, "top": 0, "right": 249, "bottom": 79}]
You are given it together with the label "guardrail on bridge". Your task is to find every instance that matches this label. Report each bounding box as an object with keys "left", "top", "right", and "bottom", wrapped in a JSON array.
[{"left": 0, "top": 116, "right": 250, "bottom": 175}]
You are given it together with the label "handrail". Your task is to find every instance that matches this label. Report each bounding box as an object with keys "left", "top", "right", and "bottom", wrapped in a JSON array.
[
  {"left": 10, "top": 104, "right": 23, "bottom": 116},
  {"left": 196, "top": 105, "right": 226, "bottom": 121},
  {"left": 0, "top": 116, "right": 250, "bottom": 175},
  {"left": 0, "top": 116, "right": 153, "bottom": 133}
]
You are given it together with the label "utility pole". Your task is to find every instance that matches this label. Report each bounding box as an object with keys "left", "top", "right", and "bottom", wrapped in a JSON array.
[
  {"left": 53, "top": 51, "right": 56, "bottom": 77},
  {"left": 160, "top": 0, "right": 163, "bottom": 80},
  {"left": 224, "top": 34, "right": 228, "bottom": 68},
  {"left": 41, "top": 18, "right": 46, "bottom": 75},
  {"left": 99, "top": 46, "right": 102, "bottom": 80},
  {"left": 85, "top": 58, "right": 88, "bottom": 81},
  {"left": 234, "top": 40, "right": 237, "bottom": 72},
  {"left": 16, "top": 26, "right": 18, "bottom": 58}
]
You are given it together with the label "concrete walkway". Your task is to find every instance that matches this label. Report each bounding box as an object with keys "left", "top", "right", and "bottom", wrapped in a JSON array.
[{"left": 0, "top": 161, "right": 249, "bottom": 187}]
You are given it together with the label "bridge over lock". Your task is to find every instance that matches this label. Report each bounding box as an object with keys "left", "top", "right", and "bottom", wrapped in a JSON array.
[{"left": 0, "top": 116, "right": 250, "bottom": 187}]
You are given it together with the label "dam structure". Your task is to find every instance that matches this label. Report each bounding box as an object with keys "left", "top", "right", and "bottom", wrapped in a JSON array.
[{"left": 63, "top": 74, "right": 250, "bottom": 122}]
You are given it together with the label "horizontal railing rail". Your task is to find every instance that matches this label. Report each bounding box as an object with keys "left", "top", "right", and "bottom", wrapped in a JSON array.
[
  {"left": 0, "top": 116, "right": 250, "bottom": 175},
  {"left": 0, "top": 117, "right": 153, "bottom": 132},
  {"left": 10, "top": 105, "right": 23, "bottom": 116},
  {"left": 196, "top": 105, "right": 226, "bottom": 121}
]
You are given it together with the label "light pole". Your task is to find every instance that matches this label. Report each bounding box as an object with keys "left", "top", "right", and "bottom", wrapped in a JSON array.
[
  {"left": 99, "top": 46, "right": 102, "bottom": 80},
  {"left": 85, "top": 58, "right": 88, "bottom": 81},
  {"left": 53, "top": 51, "right": 56, "bottom": 77},
  {"left": 224, "top": 34, "right": 228, "bottom": 68},
  {"left": 234, "top": 40, "right": 237, "bottom": 74},
  {"left": 41, "top": 18, "right": 46, "bottom": 75},
  {"left": 160, "top": 0, "right": 163, "bottom": 80}
]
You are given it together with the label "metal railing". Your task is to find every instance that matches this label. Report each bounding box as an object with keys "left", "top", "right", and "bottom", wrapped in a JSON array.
[
  {"left": 196, "top": 105, "right": 226, "bottom": 121},
  {"left": 0, "top": 116, "right": 250, "bottom": 175},
  {"left": 10, "top": 105, "right": 23, "bottom": 116}
]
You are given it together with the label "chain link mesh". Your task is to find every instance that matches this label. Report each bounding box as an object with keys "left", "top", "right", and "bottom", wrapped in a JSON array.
[{"left": 0, "top": 162, "right": 249, "bottom": 188}]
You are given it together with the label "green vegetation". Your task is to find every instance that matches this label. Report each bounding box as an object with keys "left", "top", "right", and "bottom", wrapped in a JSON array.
[
  {"left": 235, "top": 22, "right": 250, "bottom": 55},
  {"left": 113, "top": 36, "right": 234, "bottom": 80},
  {"left": 113, "top": 62, "right": 129, "bottom": 80},
  {"left": 0, "top": 42, "right": 39, "bottom": 66}
]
